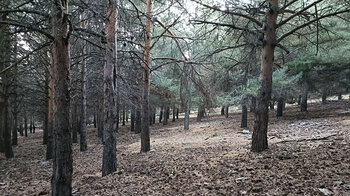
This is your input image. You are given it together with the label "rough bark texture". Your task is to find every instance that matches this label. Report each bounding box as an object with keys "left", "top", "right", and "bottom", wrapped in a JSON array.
[
  {"left": 276, "top": 98, "right": 284, "bottom": 117},
  {"left": 241, "top": 104, "right": 248, "bottom": 128},
  {"left": 141, "top": 0, "right": 152, "bottom": 152},
  {"left": 51, "top": 0, "right": 73, "bottom": 194},
  {"left": 252, "top": 0, "right": 278, "bottom": 152},
  {"left": 102, "top": 0, "right": 118, "bottom": 177}
]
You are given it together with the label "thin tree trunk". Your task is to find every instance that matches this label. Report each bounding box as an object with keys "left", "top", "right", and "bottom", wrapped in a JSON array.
[
  {"left": 135, "top": 107, "right": 141, "bottom": 134},
  {"left": 130, "top": 105, "right": 135, "bottom": 132},
  {"left": 225, "top": 106, "right": 229, "bottom": 118},
  {"left": 102, "top": 0, "right": 118, "bottom": 177},
  {"left": 29, "top": 116, "right": 33, "bottom": 133},
  {"left": 301, "top": 82, "right": 308, "bottom": 112},
  {"left": 24, "top": 115, "right": 28, "bottom": 137},
  {"left": 322, "top": 89, "right": 327, "bottom": 104},
  {"left": 184, "top": 100, "right": 190, "bottom": 130},
  {"left": 159, "top": 105, "right": 163, "bottom": 123},
  {"left": 221, "top": 106, "right": 225, "bottom": 115},
  {"left": 93, "top": 112, "right": 97, "bottom": 128},
  {"left": 122, "top": 105, "right": 125, "bottom": 126},
  {"left": 140, "top": 0, "right": 152, "bottom": 152},
  {"left": 172, "top": 105, "right": 176, "bottom": 122},
  {"left": 80, "top": 20, "right": 88, "bottom": 151},
  {"left": 252, "top": 0, "right": 278, "bottom": 152},
  {"left": 163, "top": 105, "right": 168, "bottom": 125},
  {"left": 276, "top": 97, "right": 284, "bottom": 117},
  {"left": 12, "top": 113, "right": 18, "bottom": 146},
  {"left": 72, "top": 104, "right": 78, "bottom": 143},
  {"left": 241, "top": 104, "right": 248, "bottom": 128},
  {"left": 338, "top": 93, "right": 342, "bottom": 100},
  {"left": 269, "top": 100, "right": 275, "bottom": 110},
  {"left": 176, "top": 108, "right": 179, "bottom": 119}
]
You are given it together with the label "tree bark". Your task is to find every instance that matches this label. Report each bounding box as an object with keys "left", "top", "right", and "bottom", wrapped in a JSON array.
[
  {"left": 97, "top": 97, "right": 103, "bottom": 138},
  {"left": 12, "top": 112, "right": 18, "bottom": 146},
  {"left": 24, "top": 115, "right": 28, "bottom": 137},
  {"left": 46, "top": 53, "right": 54, "bottom": 160},
  {"left": 50, "top": 0, "right": 73, "bottom": 194},
  {"left": 159, "top": 105, "right": 163, "bottom": 123},
  {"left": 172, "top": 105, "right": 176, "bottom": 122},
  {"left": 252, "top": 0, "right": 278, "bottom": 152},
  {"left": 322, "top": 89, "right": 327, "bottom": 104},
  {"left": 80, "top": 19, "right": 88, "bottom": 152},
  {"left": 225, "top": 106, "right": 229, "bottom": 118},
  {"left": 176, "top": 108, "right": 179, "bottom": 119},
  {"left": 241, "top": 104, "right": 248, "bottom": 128},
  {"left": 130, "top": 105, "right": 135, "bottom": 132},
  {"left": 72, "top": 104, "right": 78, "bottom": 143},
  {"left": 301, "top": 82, "right": 308, "bottom": 112},
  {"left": 141, "top": 0, "right": 153, "bottom": 152},
  {"left": 135, "top": 107, "right": 141, "bottom": 134},
  {"left": 122, "top": 105, "right": 125, "bottom": 126},
  {"left": 250, "top": 96, "right": 256, "bottom": 113},
  {"left": 163, "top": 105, "right": 168, "bottom": 125},
  {"left": 102, "top": 0, "right": 118, "bottom": 177},
  {"left": 276, "top": 97, "right": 284, "bottom": 117},
  {"left": 221, "top": 106, "right": 225, "bottom": 115},
  {"left": 184, "top": 100, "right": 190, "bottom": 130}
]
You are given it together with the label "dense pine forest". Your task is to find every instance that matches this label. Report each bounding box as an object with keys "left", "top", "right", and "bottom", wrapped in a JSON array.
[{"left": 0, "top": 0, "right": 350, "bottom": 195}]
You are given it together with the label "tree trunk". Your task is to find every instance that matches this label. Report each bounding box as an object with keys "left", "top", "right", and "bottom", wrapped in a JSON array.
[
  {"left": 126, "top": 108, "right": 129, "bottom": 122},
  {"left": 241, "top": 104, "right": 248, "bottom": 128},
  {"left": 163, "top": 105, "right": 168, "bottom": 125},
  {"left": 135, "top": 107, "right": 141, "bottom": 134},
  {"left": 80, "top": 22, "right": 88, "bottom": 151},
  {"left": 122, "top": 105, "right": 125, "bottom": 126},
  {"left": 102, "top": 0, "right": 118, "bottom": 177},
  {"left": 97, "top": 97, "right": 103, "bottom": 138},
  {"left": 140, "top": 0, "right": 153, "bottom": 153},
  {"left": 250, "top": 96, "right": 256, "bottom": 112},
  {"left": 46, "top": 54, "right": 54, "bottom": 160},
  {"left": 176, "top": 108, "right": 179, "bottom": 119},
  {"left": 297, "top": 95, "right": 301, "bottom": 105},
  {"left": 322, "top": 90, "right": 327, "bottom": 104},
  {"left": 51, "top": 0, "right": 73, "bottom": 194},
  {"left": 72, "top": 104, "right": 78, "bottom": 143},
  {"left": 93, "top": 112, "right": 97, "bottom": 128},
  {"left": 19, "top": 122, "right": 23, "bottom": 136},
  {"left": 225, "top": 106, "right": 229, "bottom": 118},
  {"left": 301, "top": 82, "right": 308, "bottom": 112},
  {"left": 167, "top": 107, "right": 170, "bottom": 120},
  {"left": 152, "top": 110, "right": 156, "bottom": 124},
  {"left": 196, "top": 105, "right": 204, "bottom": 122},
  {"left": 12, "top": 113, "right": 18, "bottom": 146},
  {"left": 184, "top": 99, "right": 190, "bottom": 130},
  {"left": 131, "top": 105, "right": 135, "bottom": 132},
  {"left": 338, "top": 93, "right": 342, "bottom": 100},
  {"left": 24, "top": 115, "right": 28, "bottom": 137},
  {"left": 159, "top": 105, "right": 163, "bottom": 123},
  {"left": 252, "top": 0, "right": 278, "bottom": 152},
  {"left": 29, "top": 116, "right": 33, "bottom": 133},
  {"left": 221, "top": 106, "right": 225, "bottom": 115},
  {"left": 269, "top": 100, "right": 275, "bottom": 110},
  {"left": 276, "top": 97, "right": 284, "bottom": 117},
  {"left": 172, "top": 105, "right": 176, "bottom": 122}
]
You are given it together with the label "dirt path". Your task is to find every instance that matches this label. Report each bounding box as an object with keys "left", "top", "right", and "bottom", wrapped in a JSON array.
[{"left": 1, "top": 101, "right": 350, "bottom": 195}]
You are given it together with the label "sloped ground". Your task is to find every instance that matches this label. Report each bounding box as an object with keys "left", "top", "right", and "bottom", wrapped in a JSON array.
[{"left": 0, "top": 100, "right": 350, "bottom": 195}]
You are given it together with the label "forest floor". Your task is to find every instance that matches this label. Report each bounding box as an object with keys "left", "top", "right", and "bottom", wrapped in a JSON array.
[{"left": 1, "top": 100, "right": 350, "bottom": 196}]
